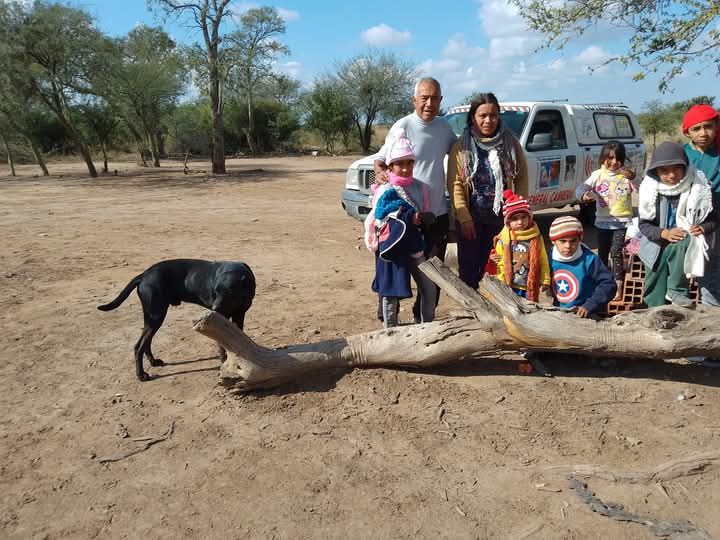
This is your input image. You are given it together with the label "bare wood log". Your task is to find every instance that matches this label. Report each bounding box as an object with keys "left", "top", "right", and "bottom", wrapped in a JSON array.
[
  {"left": 544, "top": 450, "right": 720, "bottom": 484},
  {"left": 193, "top": 257, "right": 720, "bottom": 391},
  {"left": 193, "top": 311, "right": 508, "bottom": 391}
]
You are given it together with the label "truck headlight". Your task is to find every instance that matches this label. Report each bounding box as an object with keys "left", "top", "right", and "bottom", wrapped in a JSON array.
[{"left": 345, "top": 168, "right": 360, "bottom": 189}]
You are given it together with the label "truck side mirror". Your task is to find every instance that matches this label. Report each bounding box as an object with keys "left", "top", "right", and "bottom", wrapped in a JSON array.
[{"left": 526, "top": 132, "right": 552, "bottom": 151}]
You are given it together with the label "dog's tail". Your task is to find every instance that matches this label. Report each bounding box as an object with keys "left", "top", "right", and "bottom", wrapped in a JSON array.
[{"left": 97, "top": 273, "right": 143, "bottom": 311}]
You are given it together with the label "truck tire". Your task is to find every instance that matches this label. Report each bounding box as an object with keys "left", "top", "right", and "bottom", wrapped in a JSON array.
[{"left": 578, "top": 202, "right": 596, "bottom": 226}]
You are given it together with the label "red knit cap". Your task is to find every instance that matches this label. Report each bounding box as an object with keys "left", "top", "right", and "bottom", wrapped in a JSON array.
[
  {"left": 502, "top": 189, "right": 532, "bottom": 224},
  {"left": 682, "top": 104, "right": 718, "bottom": 134}
]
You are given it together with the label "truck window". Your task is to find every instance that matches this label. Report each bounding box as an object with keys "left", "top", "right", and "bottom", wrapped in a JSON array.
[
  {"left": 594, "top": 113, "right": 635, "bottom": 138},
  {"left": 527, "top": 110, "right": 567, "bottom": 150},
  {"left": 444, "top": 110, "right": 528, "bottom": 138}
]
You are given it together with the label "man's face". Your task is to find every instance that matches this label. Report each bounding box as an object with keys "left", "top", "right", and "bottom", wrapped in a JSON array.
[
  {"left": 553, "top": 236, "right": 580, "bottom": 257},
  {"left": 686, "top": 119, "right": 718, "bottom": 151},
  {"left": 412, "top": 81, "right": 442, "bottom": 122}
]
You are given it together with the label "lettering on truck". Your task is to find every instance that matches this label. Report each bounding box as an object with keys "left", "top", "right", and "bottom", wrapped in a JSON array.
[{"left": 528, "top": 189, "right": 574, "bottom": 207}]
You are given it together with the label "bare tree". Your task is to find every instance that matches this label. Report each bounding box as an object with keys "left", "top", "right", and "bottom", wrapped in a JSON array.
[{"left": 150, "top": 0, "right": 233, "bottom": 174}]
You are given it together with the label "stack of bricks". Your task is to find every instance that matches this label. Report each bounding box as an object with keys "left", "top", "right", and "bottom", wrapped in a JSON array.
[
  {"left": 605, "top": 255, "right": 645, "bottom": 315},
  {"left": 605, "top": 254, "right": 700, "bottom": 316}
]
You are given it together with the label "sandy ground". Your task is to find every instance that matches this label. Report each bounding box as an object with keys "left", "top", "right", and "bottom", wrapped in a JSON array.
[{"left": 1, "top": 156, "right": 719, "bottom": 539}]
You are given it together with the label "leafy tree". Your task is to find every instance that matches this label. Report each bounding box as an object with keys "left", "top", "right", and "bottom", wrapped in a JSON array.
[
  {"left": 78, "top": 100, "right": 119, "bottom": 173},
  {"left": 510, "top": 0, "right": 720, "bottom": 92},
  {"left": 150, "top": 0, "right": 234, "bottom": 173},
  {"left": 0, "top": 2, "right": 109, "bottom": 177},
  {"left": 638, "top": 100, "right": 676, "bottom": 149},
  {"left": 226, "top": 7, "right": 289, "bottom": 154},
  {"left": 100, "top": 25, "right": 186, "bottom": 167},
  {"left": 263, "top": 74, "right": 302, "bottom": 107},
  {"left": 334, "top": 51, "right": 417, "bottom": 152},
  {"left": 166, "top": 101, "right": 212, "bottom": 155},
  {"left": 305, "top": 78, "right": 354, "bottom": 154}
]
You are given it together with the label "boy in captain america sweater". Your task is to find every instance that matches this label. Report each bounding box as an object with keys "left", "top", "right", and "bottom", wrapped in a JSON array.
[{"left": 549, "top": 216, "right": 617, "bottom": 317}]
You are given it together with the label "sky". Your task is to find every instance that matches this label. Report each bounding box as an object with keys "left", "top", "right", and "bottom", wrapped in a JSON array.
[{"left": 80, "top": 0, "right": 717, "bottom": 112}]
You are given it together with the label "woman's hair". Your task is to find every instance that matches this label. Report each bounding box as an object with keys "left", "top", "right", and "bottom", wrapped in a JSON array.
[
  {"left": 467, "top": 93, "right": 500, "bottom": 128},
  {"left": 599, "top": 140, "right": 626, "bottom": 166}
]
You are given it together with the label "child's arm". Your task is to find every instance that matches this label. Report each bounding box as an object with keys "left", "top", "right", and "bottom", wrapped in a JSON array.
[
  {"left": 494, "top": 238, "right": 505, "bottom": 280},
  {"left": 575, "top": 170, "right": 599, "bottom": 202},
  {"left": 538, "top": 239, "right": 551, "bottom": 288},
  {"left": 374, "top": 190, "right": 412, "bottom": 221},
  {"left": 447, "top": 141, "right": 475, "bottom": 239},
  {"left": 580, "top": 256, "right": 617, "bottom": 316},
  {"left": 694, "top": 191, "right": 720, "bottom": 237}
]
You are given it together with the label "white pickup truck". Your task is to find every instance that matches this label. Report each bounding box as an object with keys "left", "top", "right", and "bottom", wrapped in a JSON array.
[{"left": 341, "top": 101, "right": 646, "bottom": 224}]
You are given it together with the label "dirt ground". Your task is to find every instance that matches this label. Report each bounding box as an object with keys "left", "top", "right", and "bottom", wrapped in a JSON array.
[{"left": 1, "top": 156, "right": 719, "bottom": 539}]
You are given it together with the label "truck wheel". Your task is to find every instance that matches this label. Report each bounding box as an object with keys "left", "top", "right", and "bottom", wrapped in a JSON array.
[{"left": 578, "top": 202, "right": 596, "bottom": 226}]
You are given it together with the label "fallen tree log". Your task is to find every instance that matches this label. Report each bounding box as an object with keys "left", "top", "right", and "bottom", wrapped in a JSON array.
[{"left": 193, "top": 257, "right": 720, "bottom": 391}]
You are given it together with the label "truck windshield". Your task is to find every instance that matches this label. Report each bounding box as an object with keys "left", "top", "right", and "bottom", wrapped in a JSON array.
[{"left": 445, "top": 110, "right": 528, "bottom": 138}]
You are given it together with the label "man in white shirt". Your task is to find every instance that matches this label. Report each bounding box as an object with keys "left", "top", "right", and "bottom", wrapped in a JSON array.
[{"left": 373, "top": 77, "right": 457, "bottom": 322}]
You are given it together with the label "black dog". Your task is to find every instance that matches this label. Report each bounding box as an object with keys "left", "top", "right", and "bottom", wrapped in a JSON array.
[{"left": 98, "top": 259, "right": 255, "bottom": 381}]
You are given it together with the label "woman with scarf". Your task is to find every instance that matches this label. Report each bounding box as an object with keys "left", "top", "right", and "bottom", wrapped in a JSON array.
[
  {"left": 638, "top": 142, "right": 717, "bottom": 307},
  {"left": 447, "top": 93, "right": 529, "bottom": 290}
]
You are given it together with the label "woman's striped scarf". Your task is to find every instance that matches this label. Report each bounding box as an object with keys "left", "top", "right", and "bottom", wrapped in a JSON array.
[{"left": 459, "top": 125, "right": 520, "bottom": 216}]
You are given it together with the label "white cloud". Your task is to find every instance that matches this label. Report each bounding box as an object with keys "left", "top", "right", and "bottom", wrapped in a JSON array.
[
  {"left": 278, "top": 60, "right": 302, "bottom": 78},
  {"left": 361, "top": 24, "right": 412, "bottom": 47},
  {"left": 442, "top": 33, "right": 486, "bottom": 60},
  {"left": 477, "top": 0, "right": 527, "bottom": 38},
  {"left": 276, "top": 7, "right": 299, "bottom": 22},
  {"left": 573, "top": 45, "right": 611, "bottom": 67}
]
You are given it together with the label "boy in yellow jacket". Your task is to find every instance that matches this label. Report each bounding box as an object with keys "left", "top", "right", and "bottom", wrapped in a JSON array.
[{"left": 494, "top": 190, "right": 551, "bottom": 301}]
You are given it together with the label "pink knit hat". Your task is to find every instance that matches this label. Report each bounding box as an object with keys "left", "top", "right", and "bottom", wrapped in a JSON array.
[{"left": 387, "top": 130, "right": 416, "bottom": 165}]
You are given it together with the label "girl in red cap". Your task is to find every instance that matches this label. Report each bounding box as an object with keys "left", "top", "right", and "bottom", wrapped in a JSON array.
[{"left": 683, "top": 104, "right": 720, "bottom": 307}]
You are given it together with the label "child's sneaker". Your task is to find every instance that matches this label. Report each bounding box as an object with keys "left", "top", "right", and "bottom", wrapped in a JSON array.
[{"left": 665, "top": 293, "right": 693, "bottom": 307}]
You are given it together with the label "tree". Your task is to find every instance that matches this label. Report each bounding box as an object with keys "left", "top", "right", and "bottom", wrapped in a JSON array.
[
  {"left": 100, "top": 25, "right": 186, "bottom": 167},
  {"left": 638, "top": 100, "right": 676, "bottom": 149},
  {"left": 510, "top": 0, "right": 720, "bottom": 92},
  {"left": 334, "top": 51, "right": 417, "bottom": 152},
  {"left": 194, "top": 260, "right": 720, "bottom": 392},
  {"left": 150, "top": 0, "right": 234, "bottom": 174},
  {"left": 226, "top": 7, "right": 289, "bottom": 154},
  {"left": 305, "top": 77, "right": 355, "bottom": 154},
  {"left": 0, "top": 2, "right": 108, "bottom": 177},
  {"left": 78, "top": 101, "right": 119, "bottom": 173}
]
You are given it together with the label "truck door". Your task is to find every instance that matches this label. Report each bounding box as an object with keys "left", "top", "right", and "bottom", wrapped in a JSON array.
[{"left": 523, "top": 107, "right": 577, "bottom": 208}]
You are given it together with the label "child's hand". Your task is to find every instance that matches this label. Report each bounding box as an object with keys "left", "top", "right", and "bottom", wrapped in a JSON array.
[
  {"left": 662, "top": 228, "right": 687, "bottom": 243},
  {"left": 412, "top": 213, "right": 422, "bottom": 226},
  {"left": 581, "top": 192, "right": 594, "bottom": 203},
  {"left": 689, "top": 224, "right": 705, "bottom": 237},
  {"left": 620, "top": 168, "right": 636, "bottom": 181},
  {"left": 375, "top": 169, "right": 389, "bottom": 184},
  {"left": 576, "top": 306, "right": 590, "bottom": 318},
  {"left": 489, "top": 251, "right": 501, "bottom": 263}
]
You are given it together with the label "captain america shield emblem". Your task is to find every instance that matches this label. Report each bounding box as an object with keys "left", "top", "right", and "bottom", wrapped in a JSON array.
[{"left": 553, "top": 270, "right": 579, "bottom": 303}]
